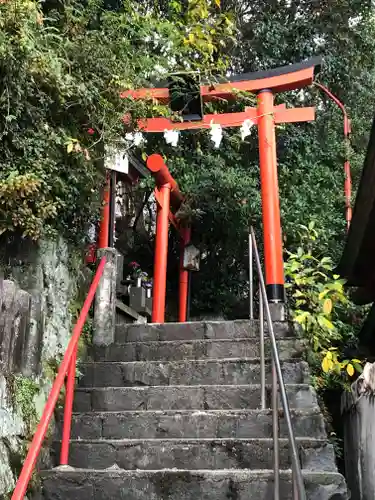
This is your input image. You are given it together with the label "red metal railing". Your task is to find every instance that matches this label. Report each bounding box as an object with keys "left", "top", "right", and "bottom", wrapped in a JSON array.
[
  {"left": 12, "top": 256, "right": 107, "bottom": 500},
  {"left": 315, "top": 82, "right": 352, "bottom": 231}
]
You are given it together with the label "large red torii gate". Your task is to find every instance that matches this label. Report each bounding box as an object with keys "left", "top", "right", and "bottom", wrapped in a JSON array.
[{"left": 122, "top": 57, "right": 321, "bottom": 319}]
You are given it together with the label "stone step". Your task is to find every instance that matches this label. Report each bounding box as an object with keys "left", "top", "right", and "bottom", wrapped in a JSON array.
[
  {"left": 115, "top": 320, "right": 291, "bottom": 343},
  {"left": 78, "top": 359, "right": 309, "bottom": 388},
  {"left": 57, "top": 408, "right": 325, "bottom": 440},
  {"left": 40, "top": 469, "right": 348, "bottom": 500},
  {"left": 73, "top": 384, "right": 317, "bottom": 412},
  {"left": 90, "top": 338, "right": 303, "bottom": 362},
  {"left": 53, "top": 438, "right": 336, "bottom": 472}
]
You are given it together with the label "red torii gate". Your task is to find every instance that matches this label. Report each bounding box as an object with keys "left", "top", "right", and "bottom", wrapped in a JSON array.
[
  {"left": 96, "top": 149, "right": 188, "bottom": 324},
  {"left": 147, "top": 153, "right": 190, "bottom": 324},
  {"left": 122, "top": 57, "right": 321, "bottom": 318}
]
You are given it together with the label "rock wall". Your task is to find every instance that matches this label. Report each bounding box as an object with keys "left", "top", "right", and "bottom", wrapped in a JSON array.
[
  {"left": 0, "top": 237, "right": 82, "bottom": 498},
  {"left": 342, "top": 364, "right": 375, "bottom": 500}
]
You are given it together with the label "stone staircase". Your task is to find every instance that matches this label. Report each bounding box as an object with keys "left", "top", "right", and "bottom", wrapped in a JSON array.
[{"left": 40, "top": 320, "right": 348, "bottom": 499}]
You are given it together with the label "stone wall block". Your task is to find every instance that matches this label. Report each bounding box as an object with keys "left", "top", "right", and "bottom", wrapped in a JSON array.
[
  {"left": 13, "top": 289, "right": 32, "bottom": 374},
  {"left": 93, "top": 248, "right": 117, "bottom": 346},
  {"left": 0, "top": 280, "right": 18, "bottom": 372}
]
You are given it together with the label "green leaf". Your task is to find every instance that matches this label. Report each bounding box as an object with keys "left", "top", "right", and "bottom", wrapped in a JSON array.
[
  {"left": 326, "top": 282, "right": 344, "bottom": 292},
  {"left": 317, "top": 315, "right": 334, "bottom": 330},
  {"left": 334, "top": 363, "right": 341, "bottom": 375},
  {"left": 353, "top": 362, "right": 363, "bottom": 373},
  {"left": 320, "top": 257, "right": 332, "bottom": 264},
  {"left": 294, "top": 312, "right": 309, "bottom": 324}
]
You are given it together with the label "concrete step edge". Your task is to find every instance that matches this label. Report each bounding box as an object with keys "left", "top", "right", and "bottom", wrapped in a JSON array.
[
  {"left": 100, "top": 337, "right": 300, "bottom": 346},
  {"left": 78, "top": 357, "right": 303, "bottom": 366},
  {"left": 41, "top": 468, "right": 342, "bottom": 478},
  {"left": 69, "top": 407, "right": 321, "bottom": 417},
  {"left": 115, "top": 319, "right": 290, "bottom": 328},
  {"left": 114, "top": 321, "right": 294, "bottom": 342},
  {"left": 74, "top": 383, "right": 312, "bottom": 392},
  {"left": 54, "top": 437, "right": 327, "bottom": 445}
]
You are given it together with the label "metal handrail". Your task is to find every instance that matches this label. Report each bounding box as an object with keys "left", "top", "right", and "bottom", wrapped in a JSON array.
[
  {"left": 314, "top": 82, "right": 352, "bottom": 232},
  {"left": 12, "top": 256, "right": 107, "bottom": 500},
  {"left": 249, "top": 227, "right": 306, "bottom": 500}
]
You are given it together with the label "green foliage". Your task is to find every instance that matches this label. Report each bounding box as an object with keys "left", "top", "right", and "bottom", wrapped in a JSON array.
[
  {"left": 169, "top": 0, "right": 235, "bottom": 72},
  {"left": 4, "top": 374, "right": 49, "bottom": 496},
  {"left": 145, "top": 0, "right": 375, "bottom": 317},
  {"left": 12, "top": 375, "right": 39, "bottom": 435},
  {"left": 321, "top": 349, "right": 362, "bottom": 379},
  {"left": 167, "top": 133, "right": 260, "bottom": 316},
  {"left": 69, "top": 297, "right": 93, "bottom": 347},
  {"left": 284, "top": 223, "right": 365, "bottom": 390},
  {"left": 0, "top": 0, "right": 232, "bottom": 241},
  {"left": 42, "top": 357, "right": 61, "bottom": 383},
  {"left": 236, "top": 0, "right": 375, "bottom": 262}
]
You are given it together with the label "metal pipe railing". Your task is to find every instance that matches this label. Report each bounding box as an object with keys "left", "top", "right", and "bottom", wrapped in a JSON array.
[
  {"left": 259, "top": 285, "right": 266, "bottom": 409},
  {"left": 12, "top": 256, "right": 107, "bottom": 500},
  {"left": 314, "top": 82, "right": 352, "bottom": 232},
  {"left": 249, "top": 233, "right": 254, "bottom": 320},
  {"left": 249, "top": 227, "right": 306, "bottom": 500}
]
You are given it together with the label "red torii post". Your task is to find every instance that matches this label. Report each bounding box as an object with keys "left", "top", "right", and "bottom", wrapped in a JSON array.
[
  {"left": 98, "top": 173, "right": 111, "bottom": 249},
  {"left": 124, "top": 57, "right": 321, "bottom": 314},
  {"left": 147, "top": 153, "right": 189, "bottom": 323},
  {"left": 179, "top": 225, "right": 191, "bottom": 322}
]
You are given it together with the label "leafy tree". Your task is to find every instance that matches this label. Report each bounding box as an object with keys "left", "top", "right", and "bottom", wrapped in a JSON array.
[
  {"left": 2, "top": 0, "right": 374, "bottom": 321},
  {"left": 145, "top": 0, "right": 375, "bottom": 316},
  {"left": 0, "top": 0, "right": 231, "bottom": 241},
  {"left": 228, "top": 0, "right": 375, "bottom": 258}
]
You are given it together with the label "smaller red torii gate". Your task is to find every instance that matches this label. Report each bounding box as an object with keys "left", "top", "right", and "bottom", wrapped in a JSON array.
[
  {"left": 123, "top": 57, "right": 322, "bottom": 314},
  {"left": 147, "top": 153, "right": 190, "bottom": 324},
  {"left": 96, "top": 151, "right": 190, "bottom": 324}
]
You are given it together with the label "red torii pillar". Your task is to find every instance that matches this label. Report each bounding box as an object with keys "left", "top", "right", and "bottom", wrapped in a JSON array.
[
  {"left": 153, "top": 182, "right": 171, "bottom": 322},
  {"left": 179, "top": 225, "right": 191, "bottom": 322},
  {"left": 123, "top": 57, "right": 321, "bottom": 308},
  {"left": 147, "top": 153, "right": 188, "bottom": 323},
  {"left": 98, "top": 173, "right": 111, "bottom": 249},
  {"left": 257, "top": 90, "right": 284, "bottom": 302}
]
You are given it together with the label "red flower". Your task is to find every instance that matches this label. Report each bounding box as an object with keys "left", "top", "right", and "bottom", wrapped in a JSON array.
[
  {"left": 129, "top": 261, "right": 140, "bottom": 268},
  {"left": 87, "top": 128, "right": 95, "bottom": 135}
]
